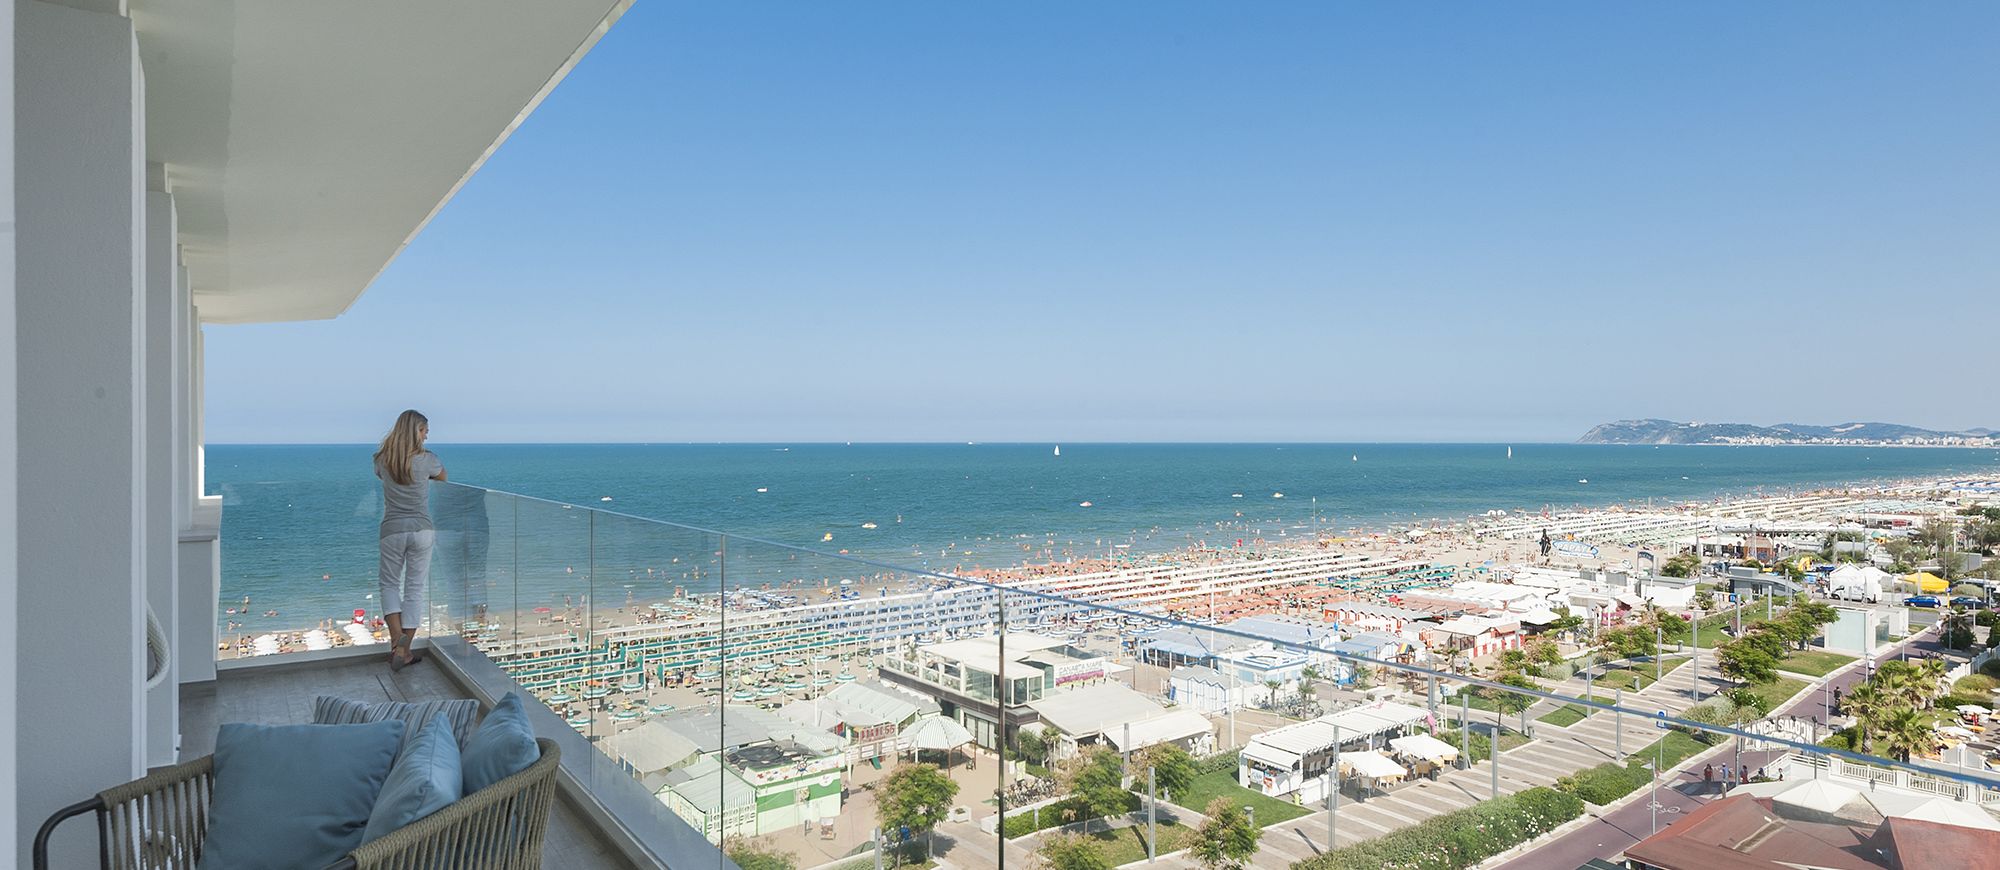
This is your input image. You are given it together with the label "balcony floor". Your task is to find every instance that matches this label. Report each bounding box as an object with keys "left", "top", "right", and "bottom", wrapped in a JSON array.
[{"left": 181, "top": 652, "right": 638, "bottom": 870}]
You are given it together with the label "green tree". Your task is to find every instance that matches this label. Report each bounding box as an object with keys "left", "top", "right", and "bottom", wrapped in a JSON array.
[
  {"left": 1663, "top": 552, "right": 1703, "bottom": 579},
  {"left": 725, "top": 842, "right": 796, "bottom": 870},
  {"left": 1692, "top": 587, "right": 1717, "bottom": 611},
  {"left": 1134, "top": 744, "right": 1198, "bottom": 803},
  {"left": 1842, "top": 683, "right": 1888, "bottom": 752},
  {"left": 1187, "top": 798, "right": 1261, "bottom": 870},
  {"left": 1015, "top": 728, "right": 1049, "bottom": 766},
  {"left": 1547, "top": 607, "right": 1585, "bottom": 640},
  {"left": 1941, "top": 608, "right": 1977, "bottom": 651},
  {"left": 875, "top": 764, "right": 959, "bottom": 865},
  {"left": 1036, "top": 832, "right": 1110, "bottom": 870},
  {"left": 1065, "top": 746, "right": 1131, "bottom": 827},
  {"left": 1716, "top": 635, "right": 1778, "bottom": 685}
]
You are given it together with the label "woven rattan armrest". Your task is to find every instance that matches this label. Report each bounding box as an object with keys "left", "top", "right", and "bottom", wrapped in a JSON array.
[{"left": 334, "top": 738, "right": 562, "bottom": 870}]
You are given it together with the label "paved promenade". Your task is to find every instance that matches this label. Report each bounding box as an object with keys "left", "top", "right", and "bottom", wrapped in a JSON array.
[
  {"left": 1138, "top": 654, "right": 1715, "bottom": 869},
  {"left": 1492, "top": 624, "right": 1944, "bottom": 870}
]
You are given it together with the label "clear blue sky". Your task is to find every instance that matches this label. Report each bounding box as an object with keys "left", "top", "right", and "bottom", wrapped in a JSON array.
[{"left": 207, "top": 2, "right": 2000, "bottom": 444}]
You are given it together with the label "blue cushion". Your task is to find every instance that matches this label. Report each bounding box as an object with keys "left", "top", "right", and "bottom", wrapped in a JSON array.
[
  {"left": 362, "top": 714, "right": 464, "bottom": 843},
  {"left": 460, "top": 692, "right": 539, "bottom": 794},
  {"left": 314, "top": 696, "right": 481, "bottom": 757},
  {"left": 198, "top": 721, "right": 405, "bottom": 870}
]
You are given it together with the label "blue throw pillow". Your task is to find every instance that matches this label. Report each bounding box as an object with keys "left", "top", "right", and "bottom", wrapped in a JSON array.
[
  {"left": 460, "top": 692, "right": 539, "bottom": 794},
  {"left": 198, "top": 721, "right": 405, "bottom": 870},
  {"left": 362, "top": 714, "right": 464, "bottom": 843},
  {"left": 314, "top": 696, "right": 481, "bottom": 757}
]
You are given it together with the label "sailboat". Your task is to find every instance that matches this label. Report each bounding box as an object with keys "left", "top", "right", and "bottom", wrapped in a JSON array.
[
  {"left": 1053, "top": 445, "right": 1060, "bottom": 457},
  {"left": 1351, "top": 454, "right": 1358, "bottom": 462},
  {"left": 1507, "top": 446, "right": 1513, "bottom": 459}
]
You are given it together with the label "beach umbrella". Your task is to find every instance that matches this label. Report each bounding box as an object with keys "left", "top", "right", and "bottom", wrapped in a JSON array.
[
  {"left": 1958, "top": 704, "right": 1990, "bottom": 714},
  {"left": 533, "top": 606, "right": 552, "bottom": 614}
]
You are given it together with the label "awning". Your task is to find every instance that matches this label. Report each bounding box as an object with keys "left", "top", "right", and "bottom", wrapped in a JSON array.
[
  {"left": 903, "top": 716, "right": 975, "bottom": 751},
  {"left": 1104, "top": 711, "right": 1213, "bottom": 752},
  {"left": 1874, "top": 795, "right": 2000, "bottom": 831},
  {"left": 1339, "top": 751, "right": 1406, "bottom": 780},
  {"left": 1770, "top": 779, "right": 1859, "bottom": 815},
  {"left": 1387, "top": 734, "right": 1459, "bottom": 764},
  {"left": 1241, "top": 742, "right": 1301, "bottom": 769}
]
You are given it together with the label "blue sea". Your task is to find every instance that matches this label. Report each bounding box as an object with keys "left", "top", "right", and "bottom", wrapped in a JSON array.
[{"left": 207, "top": 443, "right": 1998, "bottom": 634}]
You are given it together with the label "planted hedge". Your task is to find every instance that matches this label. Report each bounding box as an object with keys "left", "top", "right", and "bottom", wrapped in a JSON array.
[{"left": 1289, "top": 786, "right": 1583, "bottom": 870}]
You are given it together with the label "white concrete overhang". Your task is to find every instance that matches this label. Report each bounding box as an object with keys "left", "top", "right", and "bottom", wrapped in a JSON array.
[{"left": 131, "top": 0, "right": 633, "bottom": 324}]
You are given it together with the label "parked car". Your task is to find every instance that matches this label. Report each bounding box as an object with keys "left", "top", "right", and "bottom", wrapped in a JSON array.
[
  {"left": 1950, "top": 596, "right": 1988, "bottom": 610},
  {"left": 1903, "top": 595, "right": 1942, "bottom": 608}
]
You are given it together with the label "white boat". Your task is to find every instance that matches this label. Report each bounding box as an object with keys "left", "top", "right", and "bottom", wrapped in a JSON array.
[
  {"left": 1578, "top": 479, "right": 1589, "bottom": 484},
  {"left": 1507, "top": 446, "right": 1512, "bottom": 459},
  {"left": 1351, "top": 454, "right": 1358, "bottom": 462},
  {"left": 1053, "top": 445, "right": 1061, "bottom": 457},
  {"left": 1272, "top": 492, "right": 1284, "bottom": 498}
]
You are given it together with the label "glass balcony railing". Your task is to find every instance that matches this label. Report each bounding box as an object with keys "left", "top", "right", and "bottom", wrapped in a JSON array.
[{"left": 225, "top": 477, "right": 2000, "bottom": 869}]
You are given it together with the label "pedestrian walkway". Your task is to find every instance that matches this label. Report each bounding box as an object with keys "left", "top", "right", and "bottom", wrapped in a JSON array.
[{"left": 1131, "top": 654, "right": 1714, "bottom": 869}]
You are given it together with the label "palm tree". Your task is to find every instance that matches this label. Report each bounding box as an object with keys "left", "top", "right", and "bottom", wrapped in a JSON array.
[
  {"left": 1841, "top": 683, "right": 1888, "bottom": 752},
  {"left": 1916, "top": 659, "right": 1949, "bottom": 707},
  {"left": 1877, "top": 707, "right": 1937, "bottom": 763}
]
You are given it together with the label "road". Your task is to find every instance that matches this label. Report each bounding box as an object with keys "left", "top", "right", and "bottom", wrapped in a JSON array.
[{"left": 1492, "top": 621, "right": 1947, "bottom": 870}]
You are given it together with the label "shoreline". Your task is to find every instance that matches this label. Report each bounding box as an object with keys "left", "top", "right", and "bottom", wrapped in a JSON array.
[{"left": 221, "top": 471, "right": 1991, "bottom": 657}]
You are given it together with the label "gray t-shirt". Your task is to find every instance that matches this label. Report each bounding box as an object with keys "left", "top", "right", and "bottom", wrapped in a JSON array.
[{"left": 376, "top": 450, "right": 444, "bottom": 536}]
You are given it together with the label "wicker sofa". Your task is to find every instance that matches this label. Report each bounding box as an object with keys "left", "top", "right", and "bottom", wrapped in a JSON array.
[{"left": 32, "top": 737, "right": 560, "bottom": 870}]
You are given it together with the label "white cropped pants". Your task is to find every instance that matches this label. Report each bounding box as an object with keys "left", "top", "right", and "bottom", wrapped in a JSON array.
[{"left": 379, "top": 529, "right": 435, "bottom": 620}]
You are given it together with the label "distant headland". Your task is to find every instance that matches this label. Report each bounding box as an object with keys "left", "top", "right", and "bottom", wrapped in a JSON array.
[{"left": 1578, "top": 419, "right": 1998, "bottom": 447}]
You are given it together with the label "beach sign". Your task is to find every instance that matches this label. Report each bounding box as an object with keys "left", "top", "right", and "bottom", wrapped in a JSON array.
[{"left": 1655, "top": 710, "right": 1669, "bottom": 730}]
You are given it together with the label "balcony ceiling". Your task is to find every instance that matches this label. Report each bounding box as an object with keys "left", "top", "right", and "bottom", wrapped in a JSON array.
[{"left": 131, "top": 0, "right": 632, "bottom": 324}]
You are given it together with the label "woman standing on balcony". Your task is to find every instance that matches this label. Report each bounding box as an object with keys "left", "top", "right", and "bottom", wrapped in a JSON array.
[{"left": 375, "top": 409, "right": 446, "bottom": 670}]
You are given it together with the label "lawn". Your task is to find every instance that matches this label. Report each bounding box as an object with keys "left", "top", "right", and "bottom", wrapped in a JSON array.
[
  {"left": 1172, "top": 769, "right": 1310, "bottom": 824},
  {"left": 1591, "top": 657, "right": 1688, "bottom": 693},
  {"left": 1678, "top": 606, "right": 1754, "bottom": 648},
  {"left": 1740, "top": 677, "right": 1809, "bottom": 713},
  {"left": 1076, "top": 820, "right": 1194, "bottom": 866},
  {"left": 1537, "top": 704, "right": 1589, "bottom": 728},
  {"left": 1629, "top": 730, "right": 1717, "bottom": 769},
  {"left": 1775, "top": 649, "right": 1856, "bottom": 677}
]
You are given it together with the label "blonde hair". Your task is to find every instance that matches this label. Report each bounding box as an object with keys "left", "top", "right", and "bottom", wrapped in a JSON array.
[{"left": 374, "top": 410, "right": 429, "bottom": 486}]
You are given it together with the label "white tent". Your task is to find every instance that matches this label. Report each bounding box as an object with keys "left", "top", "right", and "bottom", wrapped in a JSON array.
[
  {"left": 1770, "top": 779, "right": 1860, "bottom": 815},
  {"left": 1726, "top": 780, "right": 1793, "bottom": 799},
  {"left": 903, "top": 716, "right": 975, "bottom": 751},
  {"left": 1387, "top": 734, "right": 1459, "bottom": 764},
  {"left": 1873, "top": 795, "right": 2000, "bottom": 831},
  {"left": 1339, "top": 751, "right": 1407, "bottom": 781},
  {"left": 1102, "top": 710, "right": 1213, "bottom": 753}
]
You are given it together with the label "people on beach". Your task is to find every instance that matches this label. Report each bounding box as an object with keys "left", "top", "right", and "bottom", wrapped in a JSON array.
[{"left": 374, "top": 409, "right": 446, "bottom": 671}]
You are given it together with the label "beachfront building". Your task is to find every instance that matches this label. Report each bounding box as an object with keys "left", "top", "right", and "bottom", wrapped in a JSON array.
[
  {"left": 1026, "top": 682, "right": 1214, "bottom": 759},
  {"left": 878, "top": 632, "right": 1123, "bottom": 749},
  {"left": 1623, "top": 787, "right": 2000, "bottom": 870},
  {"left": 1398, "top": 581, "right": 1550, "bottom": 615},
  {"left": 776, "top": 680, "right": 945, "bottom": 768},
  {"left": 651, "top": 706, "right": 846, "bottom": 842},
  {"left": 1425, "top": 614, "right": 1522, "bottom": 659},
  {"left": 1167, "top": 666, "right": 1248, "bottom": 713},
  {"left": 1137, "top": 628, "right": 1225, "bottom": 669},
  {"left": 1324, "top": 601, "right": 1431, "bottom": 634},
  {"left": 1214, "top": 643, "right": 1311, "bottom": 703},
  {"left": 1239, "top": 701, "right": 1429, "bottom": 800}
]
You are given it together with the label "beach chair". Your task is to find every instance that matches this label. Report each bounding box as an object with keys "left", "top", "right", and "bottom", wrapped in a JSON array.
[{"left": 33, "top": 739, "right": 561, "bottom": 870}]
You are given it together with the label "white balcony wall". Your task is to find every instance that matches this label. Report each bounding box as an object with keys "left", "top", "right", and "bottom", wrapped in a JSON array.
[
  {"left": 15, "top": 2, "right": 149, "bottom": 865},
  {"left": 0, "top": 0, "right": 18, "bottom": 857},
  {"left": 143, "top": 177, "right": 180, "bottom": 765}
]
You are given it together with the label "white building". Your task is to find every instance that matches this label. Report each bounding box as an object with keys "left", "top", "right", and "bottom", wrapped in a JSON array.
[
  {"left": 4, "top": 3, "right": 640, "bottom": 865},
  {"left": 1239, "top": 701, "right": 1430, "bottom": 800}
]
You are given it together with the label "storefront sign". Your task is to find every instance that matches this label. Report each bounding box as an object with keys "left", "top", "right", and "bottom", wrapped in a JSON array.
[{"left": 1053, "top": 659, "right": 1105, "bottom": 685}]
